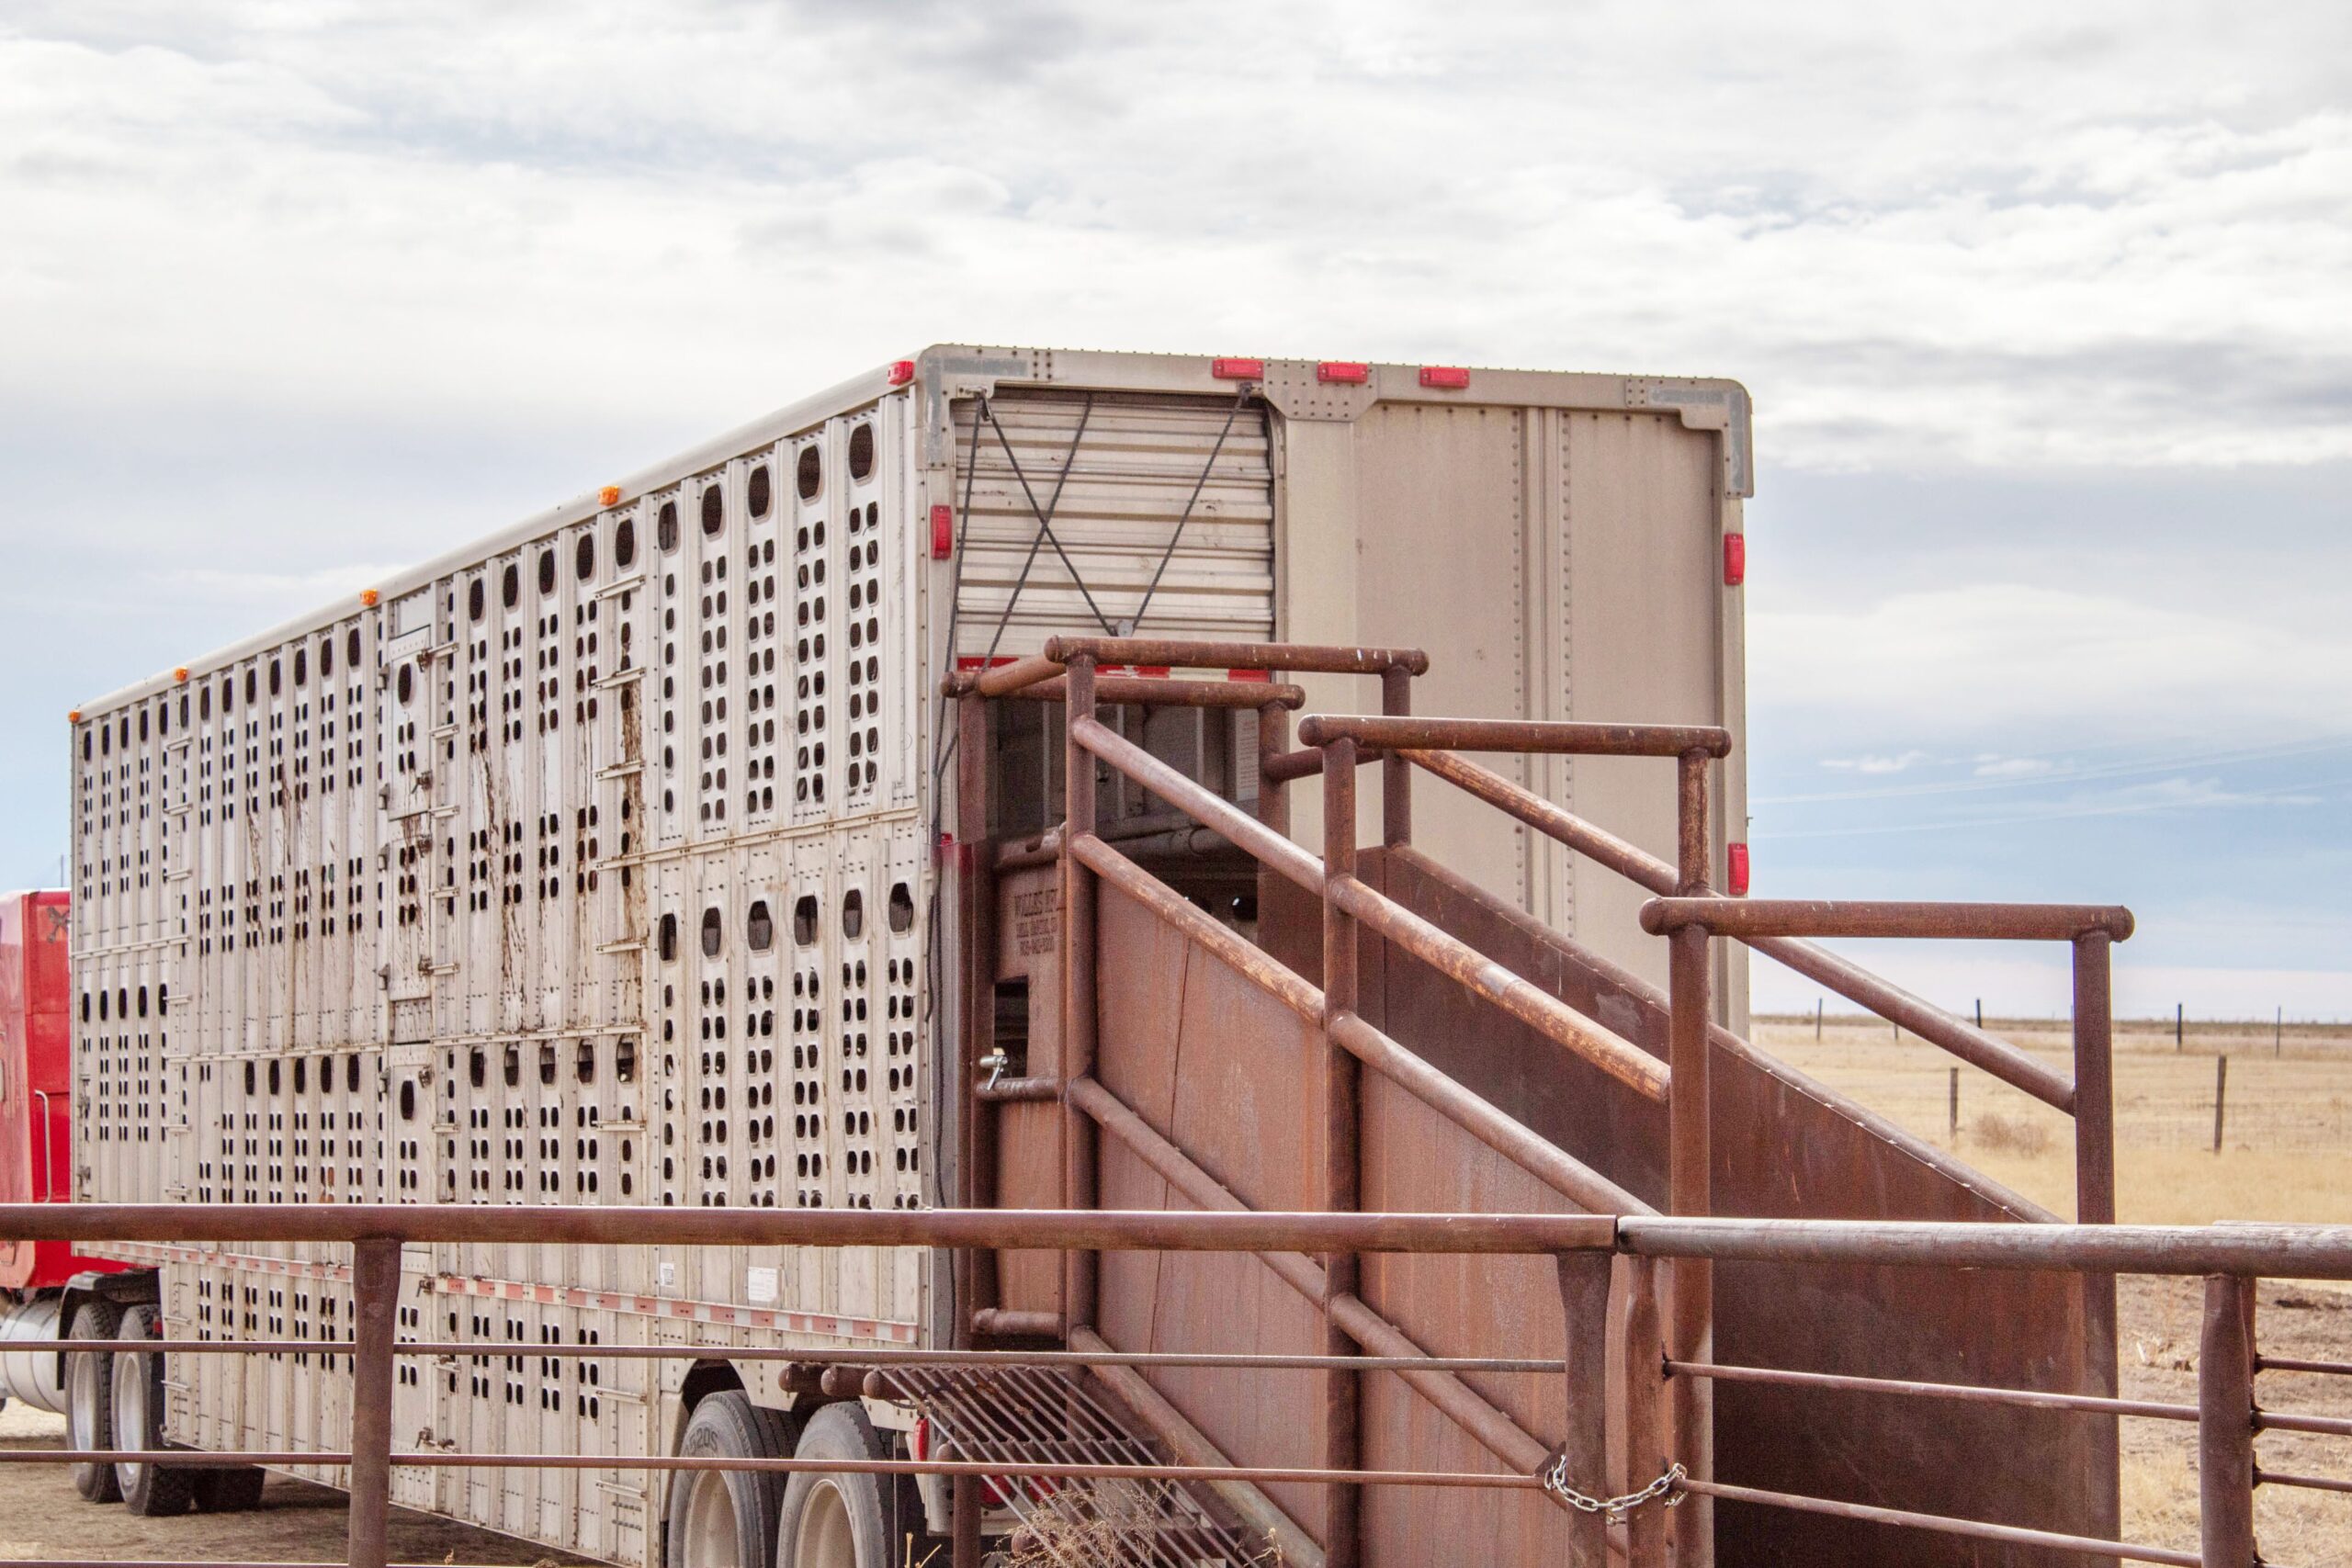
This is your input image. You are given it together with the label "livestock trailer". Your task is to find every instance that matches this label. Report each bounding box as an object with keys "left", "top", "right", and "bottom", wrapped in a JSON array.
[{"left": 59, "top": 347, "right": 1767, "bottom": 1564}]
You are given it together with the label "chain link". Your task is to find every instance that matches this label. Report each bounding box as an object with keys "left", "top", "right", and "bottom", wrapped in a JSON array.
[{"left": 1540, "top": 1457, "right": 1688, "bottom": 1521}]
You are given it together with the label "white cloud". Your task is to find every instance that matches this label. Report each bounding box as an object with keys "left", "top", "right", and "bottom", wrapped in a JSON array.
[
  {"left": 1822, "top": 750, "right": 1931, "bottom": 774},
  {"left": 0, "top": 4, "right": 2346, "bottom": 469},
  {"left": 1749, "top": 583, "right": 2352, "bottom": 750}
]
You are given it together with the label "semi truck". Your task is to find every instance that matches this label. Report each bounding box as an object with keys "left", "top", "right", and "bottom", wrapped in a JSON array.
[{"left": 37, "top": 347, "right": 2124, "bottom": 1566}]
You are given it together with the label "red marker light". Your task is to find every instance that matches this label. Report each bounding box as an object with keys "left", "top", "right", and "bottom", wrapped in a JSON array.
[
  {"left": 1419, "top": 366, "right": 1471, "bottom": 389},
  {"left": 887, "top": 359, "right": 916, "bottom": 387},
  {"left": 1211, "top": 357, "right": 1264, "bottom": 380},
  {"left": 930, "top": 504, "right": 954, "bottom": 559},
  {"left": 1727, "top": 842, "right": 1750, "bottom": 897},
  {"left": 1317, "top": 361, "right": 1369, "bottom": 385},
  {"left": 1724, "top": 533, "right": 1747, "bottom": 587}
]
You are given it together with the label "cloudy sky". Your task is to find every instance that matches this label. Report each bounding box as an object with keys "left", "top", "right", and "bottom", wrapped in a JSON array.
[{"left": 4, "top": 2, "right": 2346, "bottom": 1019}]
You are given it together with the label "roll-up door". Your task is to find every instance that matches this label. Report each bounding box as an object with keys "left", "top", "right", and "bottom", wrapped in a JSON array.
[{"left": 950, "top": 389, "right": 1273, "bottom": 660}]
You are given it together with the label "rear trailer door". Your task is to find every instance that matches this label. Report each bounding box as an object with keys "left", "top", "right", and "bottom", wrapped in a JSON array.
[{"left": 948, "top": 389, "right": 1274, "bottom": 660}]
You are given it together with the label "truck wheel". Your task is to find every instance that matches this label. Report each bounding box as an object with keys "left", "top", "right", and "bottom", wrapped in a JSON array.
[
  {"left": 113, "top": 1305, "right": 193, "bottom": 1517},
  {"left": 191, "top": 1463, "right": 269, "bottom": 1512},
  {"left": 65, "top": 1300, "right": 122, "bottom": 1503},
  {"left": 665, "top": 1391, "right": 794, "bottom": 1568},
  {"left": 776, "top": 1404, "right": 890, "bottom": 1568}
]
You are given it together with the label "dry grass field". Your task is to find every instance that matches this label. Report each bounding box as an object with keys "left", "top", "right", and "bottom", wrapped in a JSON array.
[{"left": 1757, "top": 1013, "right": 2352, "bottom": 1564}]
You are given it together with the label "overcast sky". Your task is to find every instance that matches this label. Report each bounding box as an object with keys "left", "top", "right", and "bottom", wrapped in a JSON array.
[{"left": 4, "top": 2, "right": 2346, "bottom": 1019}]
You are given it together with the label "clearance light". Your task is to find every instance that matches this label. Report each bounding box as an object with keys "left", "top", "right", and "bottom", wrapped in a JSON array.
[
  {"left": 1211, "top": 357, "right": 1264, "bottom": 380},
  {"left": 931, "top": 504, "right": 955, "bottom": 560},
  {"left": 68, "top": 710, "right": 81, "bottom": 724},
  {"left": 1317, "top": 362, "right": 1370, "bottom": 385},
  {"left": 599, "top": 485, "right": 622, "bottom": 507},
  {"left": 174, "top": 667, "right": 190, "bottom": 683},
  {"left": 1724, "top": 534, "right": 1747, "bottom": 587},
  {"left": 1419, "top": 366, "right": 1471, "bottom": 389},
  {"left": 1728, "top": 842, "right": 1751, "bottom": 897},
  {"left": 888, "top": 360, "right": 916, "bottom": 387},
  {"left": 360, "top": 589, "right": 379, "bottom": 607}
]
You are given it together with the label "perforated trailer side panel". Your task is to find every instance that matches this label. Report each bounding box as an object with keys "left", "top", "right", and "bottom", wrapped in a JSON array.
[{"left": 70, "top": 389, "right": 935, "bottom": 1568}]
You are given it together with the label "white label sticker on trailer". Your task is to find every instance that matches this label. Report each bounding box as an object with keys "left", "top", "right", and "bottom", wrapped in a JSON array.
[
  {"left": 747, "top": 1267, "right": 779, "bottom": 1305},
  {"left": 656, "top": 1261, "right": 676, "bottom": 1289}
]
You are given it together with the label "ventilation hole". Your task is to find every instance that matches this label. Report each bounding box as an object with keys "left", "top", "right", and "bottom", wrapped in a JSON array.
[
  {"left": 701, "top": 485, "right": 723, "bottom": 536},
  {"left": 616, "top": 1039, "right": 638, "bottom": 1082},
  {"left": 320, "top": 637, "right": 334, "bottom": 679},
  {"left": 469, "top": 1049, "right": 486, "bottom": 1089},
  {"left": 469, "top": 580, "right": 485, "bottom": 621},
  {"left": 658, "top": 501, "right": 679, "bottom": 552},
  {"left": 615, "top": 518, "right": 637, "bottom": 569},
  {"left": 576, "top": 535, "right": 595, "bottom": 581},
  {"left": 658, "top": 912, "right": 678, "bottom": 962},
  {"left": 848, "top": 423, "right": 875, "bottom": 481},
  {"left": 538, "top": 548, "right": 557, "bottom": 595},
  {"left": 399, "top": 1081, "right": 416, "bottom": 1121},
  {"left": 577, "top": 1041, "right": 596, "bottom": 1083},
  {"left": 793, "top": 896, "right": 819, "bottom": 945},
  {"left": 292, "top": 648, "right": 307, "bottom": 686},
  {"left": 842, "top": 888, "right": 865, "bottom": 942},
  {"left": 503, "top": 563, "right": 521, "bottom": 609},
  {"left": 503, "top": 1045, "right": 521, "bottom": 1088},
  {"left": 747, "top": 899, "right": 774, "bottom": 952},
  {"left": 888, "top": 882, "right": 914, "bottom": 934},
  {"left": 797, "top": 446, "right": 821, "bottom": 501},
  {"left": 396, "top": 664, "right": 413, "bottom": 705},
  {"left": 700, "top": 907, "right": 722, "bottom": 958},
  {"left": 347, "top": 628, "right": 360, "bottom": 666},
  {"left": 269, "top": 659, "right": 282, "bottom": 696},
  {"left": 539, "top": 1042, "right": 558, "bottom": 1086},
  {"left": 748, "top": 465, "right": 771, "bottom": 518}
]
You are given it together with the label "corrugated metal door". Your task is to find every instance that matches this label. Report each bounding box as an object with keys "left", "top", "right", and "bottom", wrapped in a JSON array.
[{"left": 951, "top": 389, "right": 1273, "bottom": 659}]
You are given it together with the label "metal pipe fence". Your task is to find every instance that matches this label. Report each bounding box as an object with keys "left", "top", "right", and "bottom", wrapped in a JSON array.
[{"left": 5, "top": 1205, "right": 2350, "bottom": 1568}]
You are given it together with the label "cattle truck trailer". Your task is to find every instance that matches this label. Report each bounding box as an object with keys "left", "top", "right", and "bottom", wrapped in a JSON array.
[{"left": 57, "top": 347, "right": 1753, "bottom": 1565}]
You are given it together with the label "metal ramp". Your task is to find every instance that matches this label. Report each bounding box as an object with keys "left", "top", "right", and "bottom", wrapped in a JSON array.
[{"left": 878, "top": 1362, "right": 1262, "bottom": 1566}]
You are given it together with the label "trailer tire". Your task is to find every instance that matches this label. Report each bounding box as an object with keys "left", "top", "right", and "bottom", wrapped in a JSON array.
[
  {"left": 191, "top": 1463, "right": 269, "bottom": 1512},
  {"left": 776, "top": 1404, "right": 891, "bottom": 1568},
  {"left": 665, "top": 1391, "right": 794, "bottom": 1568},
  {"left": 65, "top": 1299, "right": 122, "bottom": 1504},
  {"left": 113, "top": 1305, "right": 193, "bottom": 1517}
]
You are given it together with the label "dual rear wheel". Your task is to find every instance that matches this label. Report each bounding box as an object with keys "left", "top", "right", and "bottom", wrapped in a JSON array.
[
  {"left": 64, "top": 1298, "right": 267, "bottom": 1516},
  {"left": 664, "top": 1394, "right": 903, "bottom": 1568}
]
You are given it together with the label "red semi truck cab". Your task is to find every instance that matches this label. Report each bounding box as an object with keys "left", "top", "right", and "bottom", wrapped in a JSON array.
[{"left": 0, "top": 889, "right": 124, "bottom": 1290}]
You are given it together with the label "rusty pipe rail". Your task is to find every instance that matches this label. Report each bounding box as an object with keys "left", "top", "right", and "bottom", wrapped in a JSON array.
[
  {"left": 1404, "top": 745, "right": 2081, "bottom": 1111},
  {"left": 1298, "top": 714, "right": 1732, "bottom": 759},
  {"left": 1069, "top": 718, "right": 1667, "bottom": 1103},
  {"left": 0, "top": 1201, "right": 1615, "bottom": 1254},
  {"left": 1069, "top": 715, "right": 1323, "bottom": 891},
  {"left": 942, "top": 671, "right": 1308, "bottom": 710},
  {"left": 1640, "top": 897, "right": 2136, "bottom": 944},
  {"left": 9, "top": 1204, "right": 2346, "bottom": 1568},
  {"left": 1043, "top": 635, "right": 1430, "bottom": 676}
]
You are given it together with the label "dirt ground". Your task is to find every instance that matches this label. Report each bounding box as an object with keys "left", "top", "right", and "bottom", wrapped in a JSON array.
[
  {"left": 0, "top": 1401, "right": 590, "bottom": 1565},
  {"left": 1758, "top": 1015, "right": 2352, "bottom": 1564}
]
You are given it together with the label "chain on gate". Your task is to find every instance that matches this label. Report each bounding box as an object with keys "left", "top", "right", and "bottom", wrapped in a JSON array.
[{"left": 1541, "top": 1454, "right": 1688, "bottom": 1523}]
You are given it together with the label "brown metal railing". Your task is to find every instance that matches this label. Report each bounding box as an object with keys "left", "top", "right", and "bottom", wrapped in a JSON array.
[
  {"left": 935, "top": 637, "right": 2322, "bottom": 1565},
  {"left": 6, "top": 1205, "right": 2349, "bottom": 1568}
]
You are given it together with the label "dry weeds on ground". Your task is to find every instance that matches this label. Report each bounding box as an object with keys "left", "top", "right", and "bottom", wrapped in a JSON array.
[{"left": 1758, "top": 1015, "right": 2352, "bottom": 1563}]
